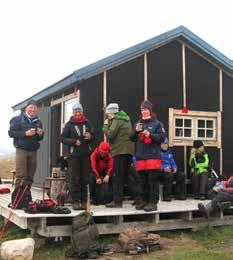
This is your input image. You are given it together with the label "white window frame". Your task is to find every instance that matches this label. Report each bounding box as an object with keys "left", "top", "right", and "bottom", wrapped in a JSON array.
[
  {"left": 196, "top": 117, "right": 216, "bottom": 140},
  {"left": 174, "top": 116, "right": 193, "bottom": 139},
  {"left": 169, "top": 108, "right": 221, "bottom": 148}
]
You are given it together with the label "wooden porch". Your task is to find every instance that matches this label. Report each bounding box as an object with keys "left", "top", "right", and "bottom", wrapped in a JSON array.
[{"left": 1, "top": 184, "right": 233, "bottom": 237}]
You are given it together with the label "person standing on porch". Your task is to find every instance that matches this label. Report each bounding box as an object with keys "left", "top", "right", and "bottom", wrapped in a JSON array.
[
  {"left": 131, "top": 100, "right": 165, "bottom": 212},
  {"left": 103, "top": 103, "right": 134, "bottom": 208},
  {"left": 61, "top": 102, "right": 94, "bottom": 210},
  {"left": 8, "top": 99, "right": 44, "bottom": 206}
]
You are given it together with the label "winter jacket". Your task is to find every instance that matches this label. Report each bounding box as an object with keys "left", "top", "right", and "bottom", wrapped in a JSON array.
[
  {"left": 131, "top": 118, "right": 165, "bottom": 171},
  {"left": 90, "top": 147, "right": 113, "bottom": 180},
  {"left": 61, "top": 117, "right": 94, "bottom": 157},
  {"left": 214, "top": 176, "right": 233, "bottom": 193},
  {"left": 8, "top": 113, "right": 43, "bottom": 151},
  {"left": 189, "top": 151, "right": 209, "bottom": 174},
  {"left": 161, "top": 149, "right": 177, "bottom": 171},
  {"left": 131, "top": 118, "right": 165, "bottom": 160},
  {"left": 103, "top": 111, "right": 134, "bottom": 156}
]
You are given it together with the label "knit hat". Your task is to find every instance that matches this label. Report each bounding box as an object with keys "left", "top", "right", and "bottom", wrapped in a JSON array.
[
  {"left": 26, "top": 99, "right": 37, "bottom": 107},
  {"left": 140, "top": 100, "right": 153, "bottom": 112},
  {"left": 72, "top": 102, "right": 83, "bottom": 111},
  {"left": 193, "top": 140, "right": 204, "bottom": 149},
  {"left": 106, "top": 103, "right": 119, "bottom": 114},
  {"left": 98, "top": 141, "right": 110, "bottom": 154}
]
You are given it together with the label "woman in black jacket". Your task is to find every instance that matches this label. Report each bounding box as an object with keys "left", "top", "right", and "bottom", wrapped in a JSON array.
[
  {"left": 131, "top": 100, "right": 165, "bottom": 211},
  {"left": 61, "top": 102, "right": 94, "bottom": 210}
]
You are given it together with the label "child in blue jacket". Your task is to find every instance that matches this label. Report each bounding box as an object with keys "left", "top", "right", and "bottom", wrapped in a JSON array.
[{"left": 161, "top": 139, "right": 186, "bottom": 201}]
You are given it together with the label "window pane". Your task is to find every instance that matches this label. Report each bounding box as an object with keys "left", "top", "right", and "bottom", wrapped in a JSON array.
[
  {"left": 175, "top": 118, "right": 183, "bottom": 127},
  {"left": 184, "top": 129, "right": 191, "bottom": 137},
  {"left": 206, "top": 120, "right": 213, "bottom": 129},
  {"left": 198, "top": 129, "right": 205, "bottom": 137},
  {"left": 175, "top": 129, "right": 183, "bottom": 137},
  {"left": 184, "top": 119, "right": 191, "bottom": 127},
  {"left": 198, "top": 120, "right": 205, "bottom": 128},
  {"left": 206, "top": 130, "right": 214, "bottom": 138}
]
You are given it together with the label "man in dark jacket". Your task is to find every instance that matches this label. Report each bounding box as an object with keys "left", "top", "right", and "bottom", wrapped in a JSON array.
[
  {"left": 103, "top": 103, "right": 134, "bottom": 208},
  {"left": 8, "top": 99, "right": 44, "bottom": 189},
  {"left": 61, "top": 102, "right": 94, "bottom": 210}
]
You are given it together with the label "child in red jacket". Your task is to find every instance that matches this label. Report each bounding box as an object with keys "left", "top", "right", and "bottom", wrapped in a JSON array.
[{"left": 90, "top": 142, "right": 113, "bottom": 205}]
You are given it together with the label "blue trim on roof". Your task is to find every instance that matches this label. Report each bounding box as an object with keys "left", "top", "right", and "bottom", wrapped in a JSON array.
[{"left": 13, "top": 25, "right": 233, "bottom": 111}]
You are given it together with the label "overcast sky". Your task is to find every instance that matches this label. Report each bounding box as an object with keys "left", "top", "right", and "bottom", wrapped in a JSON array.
[{"left": 0, "top": 0, "right": 232, "bottom": 152}]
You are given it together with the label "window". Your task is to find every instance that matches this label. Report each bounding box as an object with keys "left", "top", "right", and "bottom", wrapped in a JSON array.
[
  {"left": 174, "top": 117, "right": 192, "bottom": 138},
  {"left": 169, "top": 108, "right": 221, "bottom": 148},
  {"left": 197, "top": 119, "right": 215, "bottom": 139},
  {"left": 64, "top": 98, "right": 77, "bottom": 123}
]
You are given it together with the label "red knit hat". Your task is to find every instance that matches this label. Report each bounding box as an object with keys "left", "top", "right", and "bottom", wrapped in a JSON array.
[{"left": 98, "top": 142, "right": 110, "bottom": 154}]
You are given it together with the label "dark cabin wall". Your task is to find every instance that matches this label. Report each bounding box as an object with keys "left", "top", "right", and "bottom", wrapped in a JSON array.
[
  {"left": 79, "top": 74, "right": 103, "bottom": 146},
  {"left": 147, "top": 40, "right": 183, "bottom": 130},
  {"left": 186, "top": 48, "right": 219, "bottom": 111},
  {"left": 147, "top": 41, "right": 184, "bottom": 170},
  {"left": 107, "top": 56, "right": 144, "bottom": 124},
  {"left": 222, "top": 73, "right": 233, "bottom": 176}
]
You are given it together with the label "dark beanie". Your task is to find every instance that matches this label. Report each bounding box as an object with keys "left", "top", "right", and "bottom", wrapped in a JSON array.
[
  {"left": 193, "top": 140, "right": 204, "bottom": 149},
  {"left": 140, "top": 100, "right": 153, "bottom": 112},
  {"left": 26, "top": 99, "right": 37, "bottom": 107}
]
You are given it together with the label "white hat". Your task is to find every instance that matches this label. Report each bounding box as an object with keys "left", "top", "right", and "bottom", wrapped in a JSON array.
[{"left": 106, "top": 103, "right": 119, "bottom": 114}]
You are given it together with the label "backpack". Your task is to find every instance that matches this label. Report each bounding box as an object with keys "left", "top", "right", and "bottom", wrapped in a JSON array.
[
  {"left": 71, "top": 212, "right": 100, "bottom": 259},
  {"left": 118, "top": 227, "right": 160, "bottom": 254}
]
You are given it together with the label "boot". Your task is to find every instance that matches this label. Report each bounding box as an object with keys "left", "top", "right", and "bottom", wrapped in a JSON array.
[
  {"left": 144, "top": 203, "right": 158, "bottom": 212},
  {"left": 174, "top": 194, "right": 186, "bottom": 200},
  {"left": 198, "top": 202, "right": 213, "bottom": 219},
  {"left": 216, "top": 201, "right": 231, "bottom": 210},
  {"left": 163, "top": 196, "right": 172, "bottom": 202},
  {"left": 72, "top": 201, "right": 83, "bottom": 210},
  {"left": 135, "top": 200, "right": 147, "bottom": 210},
  {"left": 105, "top": 201, "right": 122, "bottom": 208}
]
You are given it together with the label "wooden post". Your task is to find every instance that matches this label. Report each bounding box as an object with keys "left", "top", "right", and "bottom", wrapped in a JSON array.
[
  {"left": 144, "top": 53, "right": 148, "bottom": 100},
  {"left": 60, "top": 93, "right": 64, "bottom": 156},
  {"left": 219, "top": 70, "right": 223, "bottom": 175},
  {"left": 103, "top": 71, "right": 107, "bottom": 141},
  {"left": 182, "top": 44, "right": 187, "bottom": 175},
  {"left": 182, "top": 44, "right": 186, "bottom": 108}
]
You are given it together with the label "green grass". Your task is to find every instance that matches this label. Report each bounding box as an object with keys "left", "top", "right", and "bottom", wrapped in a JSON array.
[
  {"left": 190, "top": 225, "right": 233, "bottom": 249},
  {"left": 172, "top": 250, "right": 233, "bottom": 260},
  {"left": 2, "top": 218, "right": 233, "bottom": 259}
]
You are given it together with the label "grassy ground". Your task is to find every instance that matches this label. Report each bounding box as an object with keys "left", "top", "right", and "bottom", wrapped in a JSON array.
[{"left": 1, "top": 218, "right": 233, "bottom": 260}]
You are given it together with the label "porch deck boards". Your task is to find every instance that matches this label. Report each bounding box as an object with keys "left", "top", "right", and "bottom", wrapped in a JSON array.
[{"left": 0, "top": 184, "right": 233, "bottom": 236}]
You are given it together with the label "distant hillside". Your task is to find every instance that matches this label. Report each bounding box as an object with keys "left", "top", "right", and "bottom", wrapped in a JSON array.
[
  {"left": 0, "top": 149, "right": 15, "bottom": 160},
  {"left": 0, "top": 158, "right": 15, "bottom": 179}
]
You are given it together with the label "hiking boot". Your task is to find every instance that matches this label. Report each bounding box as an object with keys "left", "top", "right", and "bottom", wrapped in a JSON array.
[
  {"left": 198, "top": 202, "right": 213, "bottom": 219},
  {"left": 72, "top": 201, "right": 83, "bottom": 210},
  {"left": 163, "top": 196, "right": 172, "bottom": 202},
  {"left": 105, "top": 201, "right": 122, "bottom": 208},
  {"left": 135, "top": 200, "right": 147, "bottom": 210},
  {"left": 144, "top": 203, "right": 158, "bottom": 212},
  {"left": 199, "top": 195, "right": 206, "bottom": 200},
  {"left": 175, "top": 195, "right": 187, "bottom": 200}
]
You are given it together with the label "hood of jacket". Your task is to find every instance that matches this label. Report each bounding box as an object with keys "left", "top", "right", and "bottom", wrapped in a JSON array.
[{"left": 113, "top": 111, "right": 130, "bottom": 122}]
